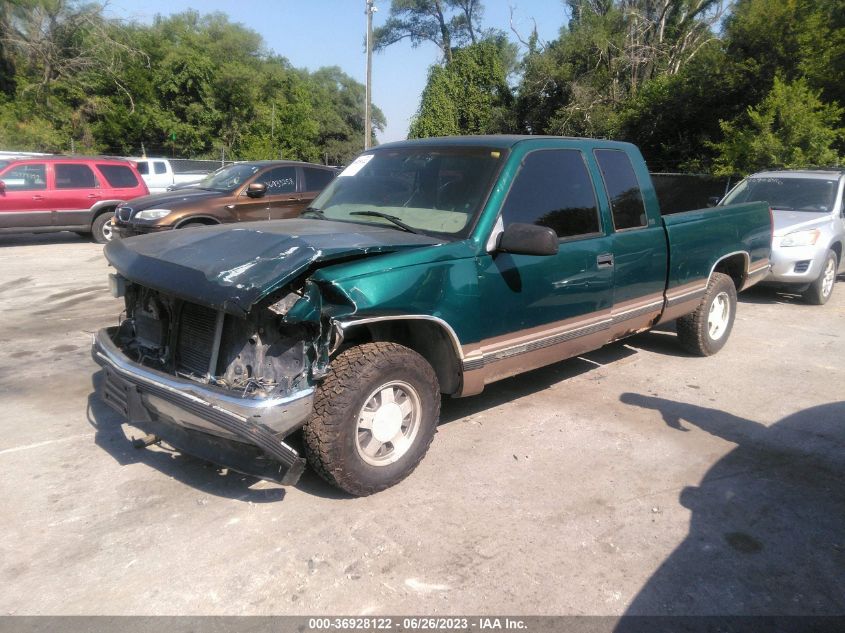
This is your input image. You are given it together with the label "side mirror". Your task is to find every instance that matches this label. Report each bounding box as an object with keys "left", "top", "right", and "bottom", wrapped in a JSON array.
[
  {"left": 498, "top": 222, "right": 558, "bottom": 256},
  {"left": 246, "top": 182, "right": 267, "bottom": 198},
  {"left": 707, "top": 196, "right": 721, "bottom": 207}
]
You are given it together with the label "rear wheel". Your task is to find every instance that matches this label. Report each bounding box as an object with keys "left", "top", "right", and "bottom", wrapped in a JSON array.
[
  {"left": 303, "top": 342, "right": 440, "bottom": 496},
  {"left": 802, "top": 250, "right": 837, "bottom": 305},
  {"left": 91, "top": 211, "right": 115, "bottom": 244},
  {"left": 676, "top": 272, "right": 737, "bottom": 356}
]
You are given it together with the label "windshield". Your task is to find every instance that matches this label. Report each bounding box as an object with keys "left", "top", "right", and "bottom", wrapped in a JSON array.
[
  {"left": 721, "top": 176, "right": 839, "bottom": 212},
  {"left": 195, "top": 163, "right": 261, "bottom": 192},
  {"left": 309, "top": 146, "right": 506, "bottom": 237}
]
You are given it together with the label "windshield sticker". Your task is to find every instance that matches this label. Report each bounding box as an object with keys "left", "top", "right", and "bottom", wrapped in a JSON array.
[{"left": 339, "top": 154, "right": 374, "bottom": 177}]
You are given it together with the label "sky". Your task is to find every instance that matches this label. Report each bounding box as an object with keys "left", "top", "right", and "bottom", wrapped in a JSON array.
[{"left": 104, "top": 1, "right": 570, "bottom": 143}]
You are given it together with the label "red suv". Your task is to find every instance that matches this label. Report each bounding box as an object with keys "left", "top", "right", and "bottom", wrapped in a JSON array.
[{"left": 0, "top": 157, "right": 149, "bottom": 243}]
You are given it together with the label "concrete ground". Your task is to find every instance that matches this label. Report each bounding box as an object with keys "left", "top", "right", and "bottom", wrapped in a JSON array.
[{"left": 0, "top": 232, "right": 843, "bottom": 616}]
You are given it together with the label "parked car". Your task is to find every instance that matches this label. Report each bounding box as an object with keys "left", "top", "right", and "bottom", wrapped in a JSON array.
[
  {"left": 93, "top": 136, "right": 771, "bottom": 495},
  {"left": 719, "top": 169, "right": 844, "bottom": 304},
  {"left": 112, "top": 160, "right": 338, "bottom": 238},
  {"left": 129, "top": 157, "right": 210, "bottom": 194},
  {"left": 0, "top": 156, "right": 149, "bottom": 243}
]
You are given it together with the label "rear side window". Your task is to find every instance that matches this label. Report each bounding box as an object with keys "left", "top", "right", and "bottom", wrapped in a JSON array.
[
  {"left": 55, "top": 164, "right": 97, "bottom": 189},
  {"left": 154, "top": 161, "right": 167, "bottom": 175},
  {"left": 97, "top": 164, "right": 140, "bottom": 188},
  {"left": 594, "top": 149, "right": 647, "bottom": 230},
  {"left": 304, "top": 167, "right": 335, "bottom": 192},
  {"left": 135, "top": 161, "right": 149, "bottom": 175},
  {"left": 1, "top": 164, "right": 46, "bottom": 190},
  {"left": 256, "top": 166, "right": 297, "bottom": 194},
  {"left": 501, "top": 149, "right": 601, "bottom": 239}
]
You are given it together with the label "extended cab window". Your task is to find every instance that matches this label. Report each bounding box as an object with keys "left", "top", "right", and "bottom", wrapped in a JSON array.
[
  {"left": 256, "top": 167, "right": 296, "bottom": 194},
  {"left": 55, "top": 164, "right": 97, "bottom": 189},
  {"left": 135, "top": 161, "right": 149, "bottom": 175},
  {"left": 595, "top": 149, "right": 647, "bottom": 230},
  {"left": 1, "top": 164, "right": 46, "bottom": 190},
  {"left": 154, "top": 162, "right": 167, "bottom": 175},
  {"left": 97, "top": 164, "right": 139, "bottom": 188},
  {"left": 501, "top": 149, "right": 601, "bottom": 239}
]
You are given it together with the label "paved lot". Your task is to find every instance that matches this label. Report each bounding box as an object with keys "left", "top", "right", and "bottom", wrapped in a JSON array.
[{"left": 1, "top": 232, "right": 843, "bottom": 616}]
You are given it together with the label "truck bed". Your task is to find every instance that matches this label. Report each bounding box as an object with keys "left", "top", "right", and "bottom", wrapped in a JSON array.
[{"left": 660, "top": 201, "right": 772, "bottom": 321}]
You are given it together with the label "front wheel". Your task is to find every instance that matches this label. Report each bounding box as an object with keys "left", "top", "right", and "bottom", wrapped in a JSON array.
[
  {"left": 676, "top": 272, "right": 737, "bottom": 356},
  {"left": 802, "top": 250, "right": 837, "bottom": 305},
  {"left": 303, "top": 342, "right": 440, "bottom": 496},
  {"left": 91, "top": 211, "right": 115, "bottom": 244}
]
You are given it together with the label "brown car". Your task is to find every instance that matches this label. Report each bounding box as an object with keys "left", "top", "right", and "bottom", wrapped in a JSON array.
[{"left": 112, "top": 161, "right": 337, "bottom": 237}]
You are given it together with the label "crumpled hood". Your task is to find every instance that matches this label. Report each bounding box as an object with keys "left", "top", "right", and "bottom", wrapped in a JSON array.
[
  {"left": 104, "top": 219, "right": 442, "bottom": 315},
  {"left": 771, "top": 209, "right": 831, "bottom": 237},
  {"left": 120, "top": 188, "right": 221, "bottom": 212}
]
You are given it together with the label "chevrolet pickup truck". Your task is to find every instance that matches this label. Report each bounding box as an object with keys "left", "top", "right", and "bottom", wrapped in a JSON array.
[{"left": 92, "top": 136, "right": 772, "bottom": 496}]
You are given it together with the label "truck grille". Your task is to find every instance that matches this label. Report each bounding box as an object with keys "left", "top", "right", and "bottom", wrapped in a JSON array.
[{"left": 176, "top": 303, "right": 219, "bottom": 376}]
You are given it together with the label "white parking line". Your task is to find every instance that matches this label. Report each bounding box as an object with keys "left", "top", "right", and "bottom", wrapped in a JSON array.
[{"left": 0, "top": 433, "right": 94, "bottom": 456}]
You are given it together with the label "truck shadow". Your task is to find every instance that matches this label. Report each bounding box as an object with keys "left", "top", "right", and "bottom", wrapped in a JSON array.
[
  {"left": 87, "top": 370, "right": 288, "bottom": 503},
  {"left": 441, "top": 342, "right": 639, "bottom": 424},
  {"left": 616, "top": 395, "right": 845, "bottom": 619},
  {"left": 622, "top": 323, "right": 698, "bottom": 358}
]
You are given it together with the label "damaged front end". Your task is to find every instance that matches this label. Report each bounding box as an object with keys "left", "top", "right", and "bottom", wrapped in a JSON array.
[
  {"left": 92, "top": 276, "right": 338, "bottom": 486},
  {"left": 92, "top": 221, "right": 441, "bottom": 485}
]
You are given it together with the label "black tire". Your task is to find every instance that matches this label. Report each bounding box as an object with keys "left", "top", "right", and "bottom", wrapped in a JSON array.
[
  {"left": 676, "top": 272, "right": 737, "bottom": 356},
  {"left": 303, "top": 342, "right": 440, "bottom": 496},
  {"left": 802, "top": 250, "right": 837, "bottom": 305},
  {"left": 177, "top": 221, "right": 211, "bottom": 229},
  {"left": 91, "top": 211, "right": 115, "bottom": 244}
]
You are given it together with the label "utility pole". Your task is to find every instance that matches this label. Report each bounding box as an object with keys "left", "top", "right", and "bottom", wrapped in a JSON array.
[{"left": 364, "top": 0, "right": 376, "bottom": 150}]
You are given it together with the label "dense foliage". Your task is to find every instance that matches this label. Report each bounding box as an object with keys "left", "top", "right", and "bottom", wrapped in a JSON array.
[
  {"left": 0, "top": 2, "right": 383, "bottom": 164},
  {"left": 1, "top": 0, "right": 843, "bottom": 175},
  {"left": 397, "top": 0, "right": 843, "bottom": 175}
]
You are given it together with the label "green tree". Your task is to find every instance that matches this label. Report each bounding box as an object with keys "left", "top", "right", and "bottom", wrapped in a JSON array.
[
  {"left": 513, "top": 0, "right": 726, "bottom": 140},
  {"left": 409, "top": 39, "right": 512, "bottom": 138},
  {"left": 0, "top": 4, "right": 381, "bottom": 163},
  {"left": 711, "top": 77, "right": 843, "bottom": 176},
  {"left": 373, "top": 0, "right": 486, "bottom": 63},
  {"left": 309, "top": 66, "right": 385, "bottom": 165}
]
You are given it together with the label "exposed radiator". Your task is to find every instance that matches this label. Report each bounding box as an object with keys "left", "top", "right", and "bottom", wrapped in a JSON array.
[{"left": 176, "top": 303, "right": 221, "bottom": 376}]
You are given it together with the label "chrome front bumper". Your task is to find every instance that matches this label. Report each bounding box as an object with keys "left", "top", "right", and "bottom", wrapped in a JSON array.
[{"left": 92, "top": 327, "right": 313, "bottom": 484}]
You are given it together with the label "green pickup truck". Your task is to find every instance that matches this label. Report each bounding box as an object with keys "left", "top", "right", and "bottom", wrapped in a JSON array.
[{"left": 93, "top": 136, "right": 772, "bottom": 495}]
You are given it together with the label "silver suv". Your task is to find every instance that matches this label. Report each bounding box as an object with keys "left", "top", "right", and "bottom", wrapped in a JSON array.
[{"left": 721, "top": 169, "right": 844, "bottom": 304}]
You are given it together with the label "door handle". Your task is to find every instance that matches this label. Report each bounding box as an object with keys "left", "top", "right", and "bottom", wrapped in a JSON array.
[
  {"left": 87, "top": 194, "right": 100, "bottom": 199},
  {"left": 32, "top": 195, "right": 44, "bottom": 201},
  {"left": 597, "top": 253, "right": 615, "bottom": 268}
]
